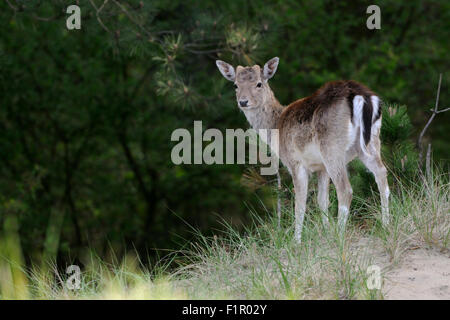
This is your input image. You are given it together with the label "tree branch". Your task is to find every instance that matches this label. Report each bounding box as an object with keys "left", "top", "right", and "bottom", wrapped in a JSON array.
[{"left": 417, "top": 73, "right": 447, "bottom": 165}]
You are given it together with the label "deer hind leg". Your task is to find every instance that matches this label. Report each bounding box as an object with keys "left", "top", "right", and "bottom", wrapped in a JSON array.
[
  {"left": 323, "top": 162, "right": 353, "bottom": 232},
  {"left": 317, "top": 170, "right": 330, "bottom": 226},
  {"left": 359, "top": 151, "right": 390, "bottom": 226},
  {"left": 358, "top": 115, "right": 390, "bottom": 226},
  {"left": 292, "top": 165, "right": 309, "bottom": 243}
]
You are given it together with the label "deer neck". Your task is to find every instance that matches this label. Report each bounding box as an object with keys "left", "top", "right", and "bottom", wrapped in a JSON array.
[{"left": 242, "top": 90, "right": 283, "bottom": 131}]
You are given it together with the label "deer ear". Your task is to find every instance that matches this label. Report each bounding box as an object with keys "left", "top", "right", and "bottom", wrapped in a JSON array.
[
  {"left": 263, "top": 57, "right": 279, "bottom": 81},
  {"left": 216, "top": 60, "right": 236, "bottom": 82}
]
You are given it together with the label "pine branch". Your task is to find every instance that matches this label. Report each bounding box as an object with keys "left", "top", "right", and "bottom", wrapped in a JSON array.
[{"left": 88, "top": 0, "right": 112, "bottom": 35}]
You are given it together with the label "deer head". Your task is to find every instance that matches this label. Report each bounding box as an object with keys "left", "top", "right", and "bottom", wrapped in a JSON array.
[{"left": 215, "top": 57, "right": 279, "bottom": 110}]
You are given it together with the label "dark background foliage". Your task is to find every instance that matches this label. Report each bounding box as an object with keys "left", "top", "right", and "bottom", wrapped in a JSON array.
[{"left": 0, "top": 0, "right": 448, "bottom": 266}]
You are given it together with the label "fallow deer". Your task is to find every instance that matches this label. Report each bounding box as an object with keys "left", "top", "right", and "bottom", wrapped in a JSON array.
[{"left": 216, "top": 57, "right": 390, "bottom": 243}]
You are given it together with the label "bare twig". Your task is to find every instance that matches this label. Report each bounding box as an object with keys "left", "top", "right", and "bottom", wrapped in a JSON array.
[
  {"left": 185, "top": 48, "right": 226, "bottom": 55},
  {"left": 98, "top": 0, "right": 109, "bottom": 12},
  {"left": 89, "top": 0, "right": 112, "bottom": 34},
  {"left": 434, "top": 107, "right": 450, "bottom": 114},
  {"left": 417, "top": 73, "right": 447, "bottom": 165},
  {"left": 112, "top": 0, "right": 148, "bottom": 36},
  {"left": 5, "top": 0, "right": 18, "bottom": 11},
  {"left": 6, "top": 1, "right": 72, "bottom": 22}
]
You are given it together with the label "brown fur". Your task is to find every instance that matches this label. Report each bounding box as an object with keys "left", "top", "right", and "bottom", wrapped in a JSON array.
[{"left": 280, "top": 80, "right": 377, "bottom": 125}]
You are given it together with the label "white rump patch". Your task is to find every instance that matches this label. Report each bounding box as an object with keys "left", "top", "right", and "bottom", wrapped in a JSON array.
[
  {"left": 370, "top": 95, "right": 382, "bottom": 137},
  {"left": 373, "top": 117, "right": 381, "bottom": 131},
  {"left": 371, "top": 95, "right": 380, "bottom": 122},
  {"left": 353, "top": 95, "right": 369, "bottom": 156}
]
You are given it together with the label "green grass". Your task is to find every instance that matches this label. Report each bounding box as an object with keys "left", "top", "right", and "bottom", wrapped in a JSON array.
[{"left": 0, "top": 167, "right": 448, "bottom": 300}]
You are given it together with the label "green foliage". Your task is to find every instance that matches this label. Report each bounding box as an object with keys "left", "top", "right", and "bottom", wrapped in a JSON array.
[
  {"left": 0, "top": 0, "right": 448, "bottom": 271},
  {"left": 4, "top": 166, "right": 446, "bottom": 299},
  {"left": 380, "top": 103, "right": 419, "bottom": 178},
  {"left": 350, "top": 102, "right": 420, "bottom": 209},
  {"left": 381, "top": 104, "right": 413, "bottom": 144}
]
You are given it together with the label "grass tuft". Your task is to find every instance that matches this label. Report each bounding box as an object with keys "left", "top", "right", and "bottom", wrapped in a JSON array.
[{"left": 0, "top": 166, "right": 448, "bottom": 299}]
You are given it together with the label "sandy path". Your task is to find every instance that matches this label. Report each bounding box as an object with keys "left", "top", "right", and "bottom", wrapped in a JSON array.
[{"left": 383, "top": 248, "right": 450, "bottom": 300}]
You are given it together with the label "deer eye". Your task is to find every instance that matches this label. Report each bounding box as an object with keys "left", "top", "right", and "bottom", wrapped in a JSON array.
[
  {"left": 234, "top": 84, "right": 238, "bottom": 89},
  {"left": 256, "top": 82, "right": 262, "bottom": 88}
]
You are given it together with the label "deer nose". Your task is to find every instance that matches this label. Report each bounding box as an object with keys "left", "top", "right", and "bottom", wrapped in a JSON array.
[{"left": 239, "top": 100, "right": 248, "bottom": 107}]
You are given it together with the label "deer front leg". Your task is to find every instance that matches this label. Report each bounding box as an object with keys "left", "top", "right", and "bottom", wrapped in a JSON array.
[
  {"left": 317, "top": 170, "right": 330, "bottom": 226},
  {"left": 293, "top": 166, "right": 309, "bottom": 243}
]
